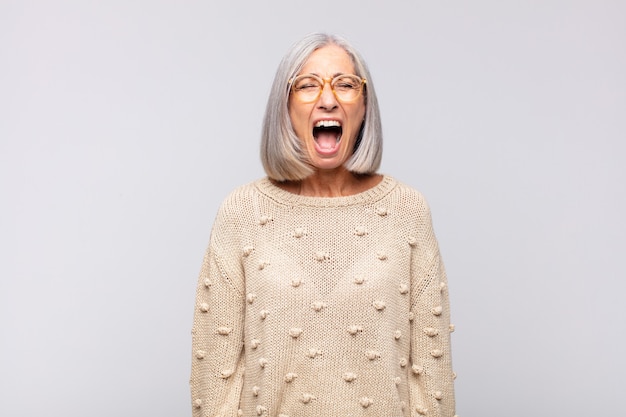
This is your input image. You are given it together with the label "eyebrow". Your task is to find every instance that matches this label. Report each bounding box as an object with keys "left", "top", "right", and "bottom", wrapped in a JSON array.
[{"left": 308, "top": 72, "right": 347, "bottom": 78}]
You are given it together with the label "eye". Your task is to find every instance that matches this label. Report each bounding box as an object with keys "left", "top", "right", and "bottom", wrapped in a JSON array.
[
  {"left": 294, "top": 76, "right": 321, "bottom": 91},
  {"left": 333, "top": 76, "right": 360, "bottom": 91},
  {"left": 335, "top": 82, "right": 356, "bottom": 90}
]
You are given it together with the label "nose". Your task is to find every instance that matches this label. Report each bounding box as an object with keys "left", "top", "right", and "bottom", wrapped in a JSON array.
[{"left": 318, "top": 81, "right": 338, "bottom": 110}]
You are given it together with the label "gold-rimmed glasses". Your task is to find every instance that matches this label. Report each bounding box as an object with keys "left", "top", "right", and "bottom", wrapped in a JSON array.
[{"left": 289, "top": 73, "right": 366, "bottom": 103}]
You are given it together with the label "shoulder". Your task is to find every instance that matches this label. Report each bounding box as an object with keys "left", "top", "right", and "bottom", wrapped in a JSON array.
[
  {"left": 386, "top": 177, "right": 431, "bottom": 213},
  {"left": 217, "top": 180, "right": 262, "bottom": 215},
  {"left": 210, "top": 179, "right": 265, "bottom": 242}
]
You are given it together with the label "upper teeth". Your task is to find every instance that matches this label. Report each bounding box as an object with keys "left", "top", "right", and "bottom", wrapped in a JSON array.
[{"left": 315, "top": 120, "right": 341, "bottom": 128}]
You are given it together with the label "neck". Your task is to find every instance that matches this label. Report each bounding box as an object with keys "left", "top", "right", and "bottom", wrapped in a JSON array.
[
  {"left": 274, "top": 168, "right": 382, "bottom": 198},
  {"left": 301, "top": 168, "right": 358, "bottom": 197}
]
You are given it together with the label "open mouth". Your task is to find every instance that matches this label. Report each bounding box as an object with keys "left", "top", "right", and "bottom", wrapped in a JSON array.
[{"left": 313, "top": 120, "right": 343, "bottom": 150}]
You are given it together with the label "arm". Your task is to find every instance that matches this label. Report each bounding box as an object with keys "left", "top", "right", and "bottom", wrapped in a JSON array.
[
  {"left": 408, "top": 198, "right": 456, "bottom": 417},
  {"left": 190, "top": 211, "right": 246, "bottom": 417}
]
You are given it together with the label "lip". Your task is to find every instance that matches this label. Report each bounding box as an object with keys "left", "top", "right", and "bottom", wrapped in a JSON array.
[{"left": 312, "top": 117, "right": 343, "bottom": 127}]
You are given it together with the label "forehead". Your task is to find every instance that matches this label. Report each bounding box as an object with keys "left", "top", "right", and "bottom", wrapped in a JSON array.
[{"left": 300, "top": 44, "right": 356, "bottom": 76}]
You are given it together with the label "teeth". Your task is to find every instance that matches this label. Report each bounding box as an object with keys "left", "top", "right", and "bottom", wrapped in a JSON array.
[{"left": 314, "top": 120, "right": 341, "bottom": 128}]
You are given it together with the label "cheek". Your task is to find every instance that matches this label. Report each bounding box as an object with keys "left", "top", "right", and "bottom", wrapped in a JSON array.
[
  {"left": 347, "top": 104, "right": 366, "bottom": 131},
  {"left": 346, "top": 98, "right": 365, "bottom": 120},
  {"left": 356, "top": 102, "right": 366, "bottom": 121},
  {"left": 289, "top": 105, "right": 311, "bottom": 138}
]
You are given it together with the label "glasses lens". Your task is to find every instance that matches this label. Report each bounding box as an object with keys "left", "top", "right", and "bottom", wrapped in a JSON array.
[
  {"left": 292, "top": 76, "right": 322, "bottom": 102},
  {"left": 332, "top": 75, "right": 363, "bottom": 101}
]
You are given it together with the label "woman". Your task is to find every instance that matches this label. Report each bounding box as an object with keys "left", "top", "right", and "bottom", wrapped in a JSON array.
[{"left": 191, "top": 33, "right": 457, "bottom": 417}]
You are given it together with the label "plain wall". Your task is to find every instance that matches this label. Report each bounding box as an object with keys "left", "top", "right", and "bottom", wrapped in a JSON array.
[{"left": 1, "top": 1, "right": 624, "bottom": 416}]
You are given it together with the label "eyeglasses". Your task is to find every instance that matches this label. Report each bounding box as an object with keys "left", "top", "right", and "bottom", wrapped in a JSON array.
[{"left": 289, "top": 73, "right": 366, "bottom": 103}]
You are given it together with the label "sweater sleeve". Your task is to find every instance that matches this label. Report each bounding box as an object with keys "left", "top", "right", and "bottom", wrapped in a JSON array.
[
  {"left": 408, "top": 197, "right": 456, "bottom": 417},
  {"left": 190, "top": 210, "right": 246, "bottom": 417}
]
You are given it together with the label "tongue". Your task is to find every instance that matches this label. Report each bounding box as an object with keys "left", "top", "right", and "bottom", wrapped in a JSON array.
[{"left": 315, "top": 131, "right": 339, "bottom": 150}]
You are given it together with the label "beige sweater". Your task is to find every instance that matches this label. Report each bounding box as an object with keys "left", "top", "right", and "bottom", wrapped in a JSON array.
[{"left": 191, "top": 176, "right": 456, "bottom": 417}]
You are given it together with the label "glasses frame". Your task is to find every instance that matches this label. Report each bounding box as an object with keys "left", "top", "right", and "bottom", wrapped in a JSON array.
[{"left": 289, "top": 73, "right": 367, "bottom": 103}]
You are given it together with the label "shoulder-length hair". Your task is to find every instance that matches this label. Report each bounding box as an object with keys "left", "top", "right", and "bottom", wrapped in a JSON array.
[{"left": 260, "top": 33, "right": 383, "bottom": 181}]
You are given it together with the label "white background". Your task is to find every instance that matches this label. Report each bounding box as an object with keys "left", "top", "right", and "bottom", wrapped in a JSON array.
[{"left": 1, "top": 1, "right": 624, "bottom": 416}]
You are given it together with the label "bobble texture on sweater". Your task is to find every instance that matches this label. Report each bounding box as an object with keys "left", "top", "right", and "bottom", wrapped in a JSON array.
[{"left": 190, "top": 176, "right": 456, "bottom": 417}]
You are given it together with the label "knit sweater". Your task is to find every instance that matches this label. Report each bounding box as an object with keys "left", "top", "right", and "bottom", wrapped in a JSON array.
[{"left": 190, "top": 176, "right": 456, "bottom": 417}]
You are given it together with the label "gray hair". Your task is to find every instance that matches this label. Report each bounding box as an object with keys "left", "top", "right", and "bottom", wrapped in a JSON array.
[{"left": 260, "top": 33, "right": 383, "bottom": 181}]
